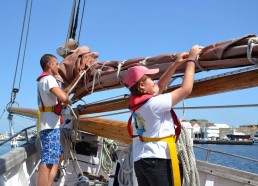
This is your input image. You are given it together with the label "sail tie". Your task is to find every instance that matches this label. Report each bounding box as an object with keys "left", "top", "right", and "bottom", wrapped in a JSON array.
[
  {"left": 117, "top": 60, "right": 126, "bottom": 85},
  {"left": 83, "top": 61, "right": 97, "bottom": 93},
  {"left": 195, "top": 55, "right": 209, "bottom": 71},
  {"left": 247, "top": 37, "right": 258, "bottom": 65},
  {"left": 97, "top": 61, "right": 110, "bottom": 89},
  {"left": 138, "top": 56, "right": 150, "bottom": 66}
]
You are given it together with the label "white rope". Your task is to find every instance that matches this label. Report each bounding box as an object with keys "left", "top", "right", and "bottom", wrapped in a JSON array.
[
  {"left": 83, "top": 61, "right": 97, "bottom": 93},
  {"left": 139, "top": 57, "right": 150, "bottom": 66},
  {"left": 117, "top": 60, "right": 126, "bottom": 84},
  {"left": 117, "top": 144, "right": 134, "bottom": 186},
  {"left": 177, "top": 125, "right": 200, "bottom": 186},
  {"left": 67, "top": 104, "right": 78, "bottom": 120},
  {"left": 96, "top": 61, "right": 110, "bottom": 89},
  {"left": 67, "top": 70, "right": 86, "bottom": 95},
  {"left": 100, "top": 138, "right": 117, "bottom": 174},
  {"left": 91, "top": 69, "right": 102, "bottom": 93},
  {"left": 247, "top": 37, "right": 258, "bottom": 65},
  {"left": 92, "top": 61, "right": 111, "bottom": 93},
  {"left": 195, "top": 55, "right": 208, "bottom": 72},
  {"left": 70, "top": 150, "right": 84, "bottom": 175}
]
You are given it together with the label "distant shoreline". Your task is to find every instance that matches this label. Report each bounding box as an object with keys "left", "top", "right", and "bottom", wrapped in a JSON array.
[{"left": 194, "top": 140, "right": 254, "bottom": 145}]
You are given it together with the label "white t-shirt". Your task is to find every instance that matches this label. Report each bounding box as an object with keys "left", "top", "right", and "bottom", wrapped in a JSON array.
[
  {"left": 38, "top": 75, "right": 61, "bottom": 130},
  {"left": 132, "top": 93, "right": 175, "bottom": 162}
]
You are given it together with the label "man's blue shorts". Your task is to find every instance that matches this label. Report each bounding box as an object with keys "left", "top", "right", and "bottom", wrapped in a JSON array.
[{"left": 39, "top": 128, "right": 63, "bottom": 164}]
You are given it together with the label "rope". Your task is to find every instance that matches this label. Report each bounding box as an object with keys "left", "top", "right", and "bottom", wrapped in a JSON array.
[
  {"left": 83, "top": 61, "right": 97, "bottom": 93},
  {"left": 100, "top": 138, "right": 117, "bottom": 174},
  {"left": 195, "top": 55, "right": 208, "bottom": 72},
  {"left": 177, "top": 125, "right": 200, "bottom": 186},
  {"left": 96, "top": 61, "right": 110, "bottom": 89},
  {"left": 91, "top": 69, "right": 102, "bottom": 93},
  {"left": 117, "top": 60, "right": 126, "bottom": 84},
  {"left": 247, "top": 37, "right": 258, "bottom": 65},
  {"left": 67, "top": 70, "right": 86, "bottom": 95},
  {"left": 139, "top": 57, "right": 150, "bottom": 66},
  {"left": 117, "top": 144, "right": 134, "bottom": 186}
]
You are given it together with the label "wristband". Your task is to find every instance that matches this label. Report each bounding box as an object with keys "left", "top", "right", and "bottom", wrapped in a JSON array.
[{"left": 185, "top": 59, "right": 195, "bottom": 63}]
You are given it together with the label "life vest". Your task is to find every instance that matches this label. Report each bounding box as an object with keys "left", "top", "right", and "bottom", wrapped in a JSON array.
[
  {"left": 127, "top": 94, "right": 182, "bottom": 142},
  {"left": 127, "top": 94, "right": 182, "bottom": 186},
  {"left": 37, "top": 72, "right": 64, "bottom": 124}
]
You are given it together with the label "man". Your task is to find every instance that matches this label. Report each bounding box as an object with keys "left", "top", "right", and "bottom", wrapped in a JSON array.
[{"left": 37, "top": 54, "right": 71, "bottom": 186}]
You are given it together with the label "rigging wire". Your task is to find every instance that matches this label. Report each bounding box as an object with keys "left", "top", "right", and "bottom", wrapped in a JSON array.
[
  {"left": 65, "top": 0, "right": 77, "bottom": 47},
  {"left": 0, "top": 109, "right": 5, "bottom": 119},
  {"left": 9, "top": 0, "right": 33, "bottom": 106},
  {"left": 18, "top": 0, "right": 34, "bottom": 90},
  {"left": 77, "top": 0, "right": 86, "bottom": 44},
  {"left": 86, "top": 94, "right": 127, "bottom": 105},
  {"left": 71, "top": 0, "right": 80, "bottom": 39},
  {"left": 86, "top": 103, "right": 258, "bottom": 118},
  {"left": 65, "top": 0, "right": 86, "bottom": 46}
]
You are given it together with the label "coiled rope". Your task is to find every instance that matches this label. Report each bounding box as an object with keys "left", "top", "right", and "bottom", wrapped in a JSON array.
[
  {"left": 177, "top": 125, "right": 200, "bottom": 186},
  {"left": 117, "top": 144, "right": 134, "bottom": 186},
  {"left": 100, "top": 138, "right": 117, "bottom": 174}
]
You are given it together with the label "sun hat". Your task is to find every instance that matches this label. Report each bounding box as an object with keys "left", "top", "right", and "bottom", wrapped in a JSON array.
[{"left": 123, "top": 66, "right": 159, "bottom": 88}]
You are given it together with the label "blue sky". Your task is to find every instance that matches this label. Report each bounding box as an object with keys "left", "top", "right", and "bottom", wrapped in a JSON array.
[{"left": 0, "top": 0, "right": 258, "bottom": 133}]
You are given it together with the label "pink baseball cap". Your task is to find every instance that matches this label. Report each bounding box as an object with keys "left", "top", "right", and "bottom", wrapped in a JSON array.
[{"left": 123, "top": 66, "right": 159, "bottom": 88}]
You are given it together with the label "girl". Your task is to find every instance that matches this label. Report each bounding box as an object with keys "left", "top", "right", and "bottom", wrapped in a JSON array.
[{"left": 123, "top": 45, "right": 202, "bottom": 186}]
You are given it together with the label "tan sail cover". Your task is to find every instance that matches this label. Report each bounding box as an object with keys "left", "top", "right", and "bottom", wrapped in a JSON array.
[{"left": 58, "top": 34, "right": 258, "bottom": 101}]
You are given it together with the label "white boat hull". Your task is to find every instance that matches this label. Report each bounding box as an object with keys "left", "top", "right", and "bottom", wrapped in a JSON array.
[{"left": 1, "top": 139, "right": 258, "bottom": 186}]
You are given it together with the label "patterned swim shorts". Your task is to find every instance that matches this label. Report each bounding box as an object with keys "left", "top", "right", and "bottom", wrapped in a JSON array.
[{"left": 39, "top": 129, "right": 63, "bottom": 164}]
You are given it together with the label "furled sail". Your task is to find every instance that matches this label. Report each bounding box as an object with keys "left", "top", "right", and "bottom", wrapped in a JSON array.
[{"left": 58, "top": 34, "right": 258, "bottom": 101}]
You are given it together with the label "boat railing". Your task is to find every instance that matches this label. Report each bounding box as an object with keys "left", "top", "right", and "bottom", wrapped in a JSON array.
[
  {"left": 0, "top": 125, "right": 36, "bottom": 146},
  {"left": 193, "top": 145, "right": 258, "bottom": 163}
]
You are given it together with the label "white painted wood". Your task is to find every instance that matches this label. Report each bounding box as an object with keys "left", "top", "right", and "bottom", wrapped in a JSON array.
[
  {"left": 205, "top": 175, "right": 215, "bottom": 186},
  {"left": 1, "top": 140, "right": 258, "bottom": 186}
]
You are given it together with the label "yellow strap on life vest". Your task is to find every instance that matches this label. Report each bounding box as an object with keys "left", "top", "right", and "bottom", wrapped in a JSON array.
[
  {"left": 37, "top": 110, "right": 40, "bottom": 137},
  {"left": 37, "top": 107, "right": 54, "bottom": 137},
  {"left": 39, "top": 106, "right": 54, "bottom": 112},
  {"left": 141, "top": 135, "right": 181, "bottom": 186}
]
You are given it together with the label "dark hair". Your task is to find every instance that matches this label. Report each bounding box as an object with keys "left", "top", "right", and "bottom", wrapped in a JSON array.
[
  {"left": 40, "top": 54, "right": 57, "bottom": 70},
  {"left": 129, "top": 75, "right": 148, "bottom": 96}
]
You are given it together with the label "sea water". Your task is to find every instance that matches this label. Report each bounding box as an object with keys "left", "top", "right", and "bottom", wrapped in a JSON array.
[
  {"left": 0, "top": 141, "right": 26, "bottom": 155},
  {"left": 193, "top": 144, "right": 258, "bottom": 174}
]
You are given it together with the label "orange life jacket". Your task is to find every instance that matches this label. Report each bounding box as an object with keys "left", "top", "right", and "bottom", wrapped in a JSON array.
[{"left": 37, "top": 72, "right": 63, "bottom": 124}]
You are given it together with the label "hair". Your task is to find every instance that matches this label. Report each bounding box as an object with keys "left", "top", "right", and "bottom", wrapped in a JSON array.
[
  {"left": 129, "top": 75, "right": 148, "bottom": 96},
  {"left": 40, "top": 54, "right": 57, "bottom": 70}
]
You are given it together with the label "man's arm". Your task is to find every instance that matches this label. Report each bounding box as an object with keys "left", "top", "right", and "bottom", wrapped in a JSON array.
[{"left": 51, "top": 87, "right": 71, "bottom": 105}]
